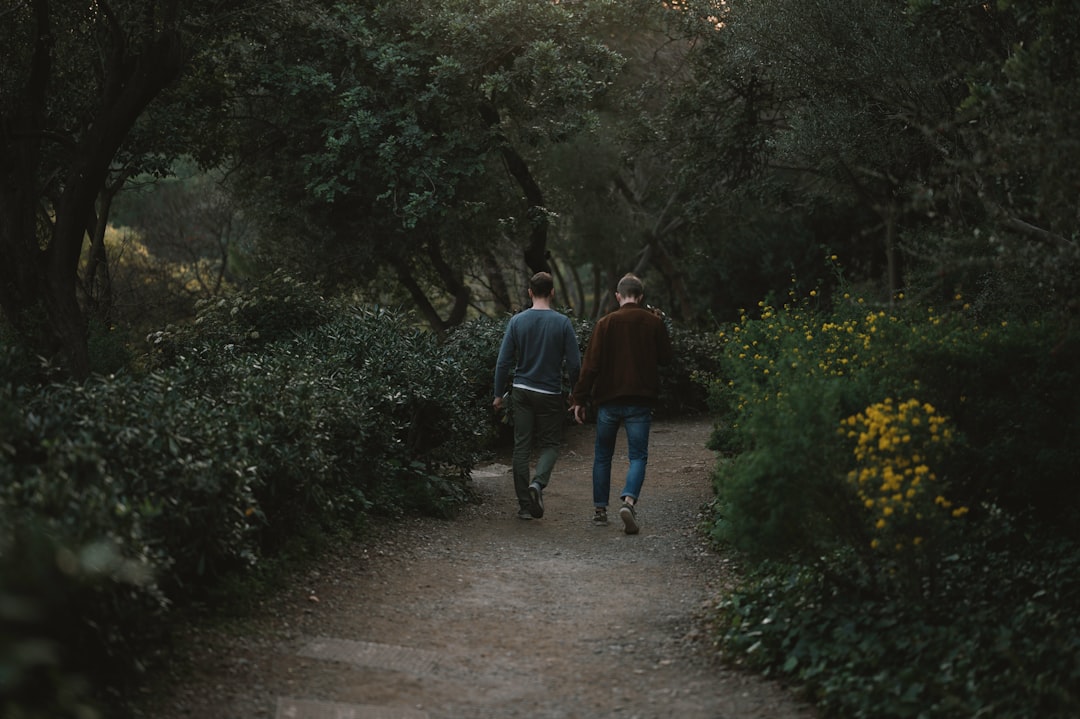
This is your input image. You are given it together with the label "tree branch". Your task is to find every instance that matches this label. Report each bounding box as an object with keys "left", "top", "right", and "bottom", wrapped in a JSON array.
[{"left": 478, "top": 101, "right": 550, "bottom": 274}]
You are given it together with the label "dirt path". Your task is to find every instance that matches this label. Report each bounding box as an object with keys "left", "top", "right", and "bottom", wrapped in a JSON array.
[{"left": 137, "top": 417, "right": 816, "bottom": 719}]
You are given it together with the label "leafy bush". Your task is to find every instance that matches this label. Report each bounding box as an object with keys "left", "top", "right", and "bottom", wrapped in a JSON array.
[
  {"left": 898, "top": 316, "right": 1080, "bottom": 534},
  {"left": 1, "top": 273, "right": 488, "bottom": 715},
  {"left": 438, "top": 314, "right": 513, "bottom": 448},
  {"left": 706, "top": 290, "right": 902, "bottom": 559},
  {"left": 0, "top": 523, "right": 164, "bottom": 718},
  {"left": 706, "top": 284, "right": 1080, "bottom": 717},
  {"left": 712, "top": 532, "right": 1080, "bottom": 719},
  {"left": 661, "top": 321, "right": 725, "bottom": 416}
]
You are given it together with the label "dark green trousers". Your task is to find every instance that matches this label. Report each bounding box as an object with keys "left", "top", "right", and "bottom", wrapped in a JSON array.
[{"left": 510, "top": 387, "right": 566, "bottom": 509}]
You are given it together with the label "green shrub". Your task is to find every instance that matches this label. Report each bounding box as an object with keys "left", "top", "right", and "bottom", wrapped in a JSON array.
[
  {"left": 1, "top": 274, "right": 489, "bottom": 716},
  {"left": 86, "top": 322, "right": 135, "bottom": 376},
  {"left": 8, "top": 370, "right": 259, "bottom": 591},
  {"left": 898, "top": 316, "right": 1080, "bottom": 534},
  {"left": 145, "top": 273, "right": 486, "bottom": 523},
  {"left": 661, "top": 321, "right": 725, "bottom": 417},
  {"left": 707, "top": 287, "right": 1080, "bottom": 558},
  {"left": 712, "top": 532, "right": 1080, "bottom": 719},
  {"left": 442, "top": 314, "right": 515, "bottom": 447},
  {"left": 0, "top": 522, "right": 164, "bottom": 718},
  {"left": 706, "top": 291, "right": 906, "bottom": 560},
  {"left": 707, "top": 284, "right": 1080, "bottom": 718}
]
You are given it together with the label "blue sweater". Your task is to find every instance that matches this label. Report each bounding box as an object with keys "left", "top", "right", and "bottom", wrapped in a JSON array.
[{"left": 494, "top": 308, "right": 581, "bottom": 396}]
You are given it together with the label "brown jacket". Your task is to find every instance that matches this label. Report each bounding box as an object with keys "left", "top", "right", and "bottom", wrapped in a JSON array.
[{"left": 571, "top": 303, "right": 673, "bottom": 407}]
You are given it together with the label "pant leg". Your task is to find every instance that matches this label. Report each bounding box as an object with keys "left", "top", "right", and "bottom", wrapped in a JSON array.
[
  {"left": 591, "top": 405, "right": 619, "bottom": 507},
  {"left": 510, "top": 387, "right": 536, "bottom": 508},
  {"left": 619, "top": 405, "right": 653, "bottom": 502},
  {"left": 531, "top": 391, "right": 567, "bottom": 488}
]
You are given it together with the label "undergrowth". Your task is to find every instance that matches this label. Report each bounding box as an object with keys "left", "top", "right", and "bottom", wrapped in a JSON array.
[{"left": 704, "top": 279, "right": 1080, "bottom": 718}]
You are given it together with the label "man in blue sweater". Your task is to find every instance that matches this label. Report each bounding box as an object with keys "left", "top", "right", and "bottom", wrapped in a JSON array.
[{"left": 493, "top": 272, "right": 581, "bottom": 520}]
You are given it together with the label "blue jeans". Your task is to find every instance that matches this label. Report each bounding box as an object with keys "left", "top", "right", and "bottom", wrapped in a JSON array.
[{"left": 592, "top": 403, "right": 652, "bottom": 508}]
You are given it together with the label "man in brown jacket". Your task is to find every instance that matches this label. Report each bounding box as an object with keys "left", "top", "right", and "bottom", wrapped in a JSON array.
[{"left": 570, "top": 273, "right": 673, "bottom": 534}]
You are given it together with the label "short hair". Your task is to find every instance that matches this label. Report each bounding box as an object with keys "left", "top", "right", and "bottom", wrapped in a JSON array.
[
  {"left": 616, "top": 273, "right": 644, "bottom": 299},
  {"left": 529, "top": 272, "right": 555, "bottom": 298}
]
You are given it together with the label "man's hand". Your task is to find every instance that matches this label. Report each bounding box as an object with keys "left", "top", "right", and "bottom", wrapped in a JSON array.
[
  {"left": 569, "top": 404, "right": 586, "bottom": 424},
  {"left": 492, "top": 395, "right": 504, "bottom": 412}
]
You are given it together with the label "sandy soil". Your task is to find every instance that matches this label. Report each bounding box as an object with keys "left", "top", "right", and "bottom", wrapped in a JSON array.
[{"left": 132, "top": 416, "right": 816, "bottom": 719}]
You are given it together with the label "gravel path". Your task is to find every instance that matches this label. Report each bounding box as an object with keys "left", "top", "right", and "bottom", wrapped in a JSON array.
[{"left": 134, "top": 417, "right": 816, "bottom": 719}]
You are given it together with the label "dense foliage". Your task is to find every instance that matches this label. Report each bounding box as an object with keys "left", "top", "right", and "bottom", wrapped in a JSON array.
[
  {"left": 706, "top": 282, "right": 1080, "bottom": 718},
  {"left": 0, "top": 273, "right": 489, "bottom": 715},
  {"left": 216, "top": 0, "right": 639, "bottom": 329}
]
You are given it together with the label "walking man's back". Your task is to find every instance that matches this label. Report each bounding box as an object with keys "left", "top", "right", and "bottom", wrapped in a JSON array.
[
  {"left": 493, "top": 272, "right": 581, "bottom": 520},
  {"left": 570, "top": 273, "right": 673, "bottom": 533}
]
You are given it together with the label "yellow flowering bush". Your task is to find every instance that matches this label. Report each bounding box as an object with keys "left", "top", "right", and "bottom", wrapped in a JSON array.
[
  {"left": 710, "top": 275, "right": 1076, "bottom": 564},
  {"left": 841, "top": 398, "right": 966, "bottom": 553},
  {"left": 709, "top": 264, "right": 1080, "bottom": 719},
  {"left": 709, "top": 284, "right": 904, "bottom": 457},
  {"left": 708, "top": 284, "right": 907, "bottom": 555}
]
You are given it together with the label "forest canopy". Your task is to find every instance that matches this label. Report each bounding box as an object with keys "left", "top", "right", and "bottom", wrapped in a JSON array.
[{"left": 1, "top": 0, "right": 1077, "bottom": 375}]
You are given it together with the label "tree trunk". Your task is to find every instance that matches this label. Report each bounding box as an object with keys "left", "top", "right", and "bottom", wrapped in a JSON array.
[
  {"left": 478, "top": 102, "right": 550, "bottom": 275},
  {"left": 426, "top": 238, "right": 470, "bottom": 329},
  {"left": 590, "top": 264, "right": 605, "bottom": 321},
  {"left": 1, "top": 7, "right": 186, "bottom": 378},
  {"left": 84, "top": 182, "right": 122, "bottom": 325},
  {"left": 0, "top": 0, "right": 52, "bottom": 353},
  {"left": 392, "top": 255, "right": 451, "bottom": 335},
  {"left": 548, "top": 255, "right": 575, "bottom": 316},
  {"left": 481, "top": 249, "right": 513, "bottom": 314},
  {"left": 650, "top": 242, "right": 695, "bottom": 322}
]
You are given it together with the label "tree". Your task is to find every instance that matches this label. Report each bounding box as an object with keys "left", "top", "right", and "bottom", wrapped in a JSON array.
[
  {"left": 660, "top": 0, "right": 962, "bottom": 306},
  {"left": 0, "top": 0, "right": 268, "bottom": 378},
  {"left": 646, "top": 0, "right": 1079, "bottom": 318},
  {"left": 538, "top": 3, "right": 702, "bottom": 321},
  {"left": 905, "top": 0, "right": 1080, "bottom": 316},
  {"left": 222, "top": 0, "right": 628, "bottom": 332}
]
